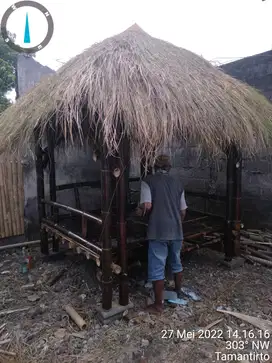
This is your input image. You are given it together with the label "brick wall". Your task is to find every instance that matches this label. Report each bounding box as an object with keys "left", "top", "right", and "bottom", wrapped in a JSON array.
[{"left": 167, "top": 147, "right": 272, "bottom": 229}]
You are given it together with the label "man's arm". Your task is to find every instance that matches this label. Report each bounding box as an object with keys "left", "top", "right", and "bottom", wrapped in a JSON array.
[
  {"left": 180, "top": 191, "right": 188, "bottom": 221},
  {"left": 136, "top": 181, "right": 152, "bottom": 216}
]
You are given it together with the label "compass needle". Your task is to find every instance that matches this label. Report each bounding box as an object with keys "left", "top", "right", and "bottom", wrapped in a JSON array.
[
  {"left": 1, "top": 1, "right": 54, "bottom": 53},
  {"left": 24, "top": 12, "right": 31, "bottom": 44}
]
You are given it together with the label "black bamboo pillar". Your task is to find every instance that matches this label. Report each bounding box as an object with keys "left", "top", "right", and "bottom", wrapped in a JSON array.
[
  {"left": 232, "top": 146, "right": 242, "bottom": 256},
  {"left": 224, "top": 144, "right": 241, "bottom": 261},
  {"left": 100, "top": 142, "right": 113, "bottom": 310},
  {"left": 34, "top": 129, "right": 48, "bottom": 255},
  {"left": 116, "top": 135, "right": 130, "bottom": 306},
  {"left": 110, "top": 154, "right": 118, "bottom": 229},
  {"left": 47, "top": 124, "right": 59, "bottom": 252},
  {"left": 224, "top": 145, "right": 233, "bottom": 260}
]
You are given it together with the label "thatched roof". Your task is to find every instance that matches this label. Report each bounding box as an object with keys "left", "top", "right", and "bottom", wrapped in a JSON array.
[{"left": 0, "top": 24, "right": 272, "bottom": 159}]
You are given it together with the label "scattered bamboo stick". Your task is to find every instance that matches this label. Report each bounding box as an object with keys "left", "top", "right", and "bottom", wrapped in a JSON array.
[
  {"left": 241, "top": 229, "right": 272, "bottom": 266},
  {"left": 241, "top": 230, "right": 264, "bottom": 241},
  {"left": 242, "top": 240, "right": 272, "bottom": 246},
  {"left": 247, "top": 229, "right": 262, "bottom": 234},
  {"left": 246, "top": 247, "right": 272, "bottom": 262},
  {"left": 63, "top": 305, "right": 87, "bottom": 329},
  {"left": 0, "top": 339, "right": 11, "bottom": 346},
  {"left": 248, "top": 234, "right": 263, "bottom": 242},
  {"left": 0, "top": 349, "right": 16, "bottom": 357},
  {"left": 244, "top": 255, "right": 272, "bottom": 268},
  {"left": 0, "top": 324, "right": 6, "bottom": 336},
  {"left": 242, "top": 254, "right": 255, "bottom": 264},
  {"left": 0, "top": 239, "right": 48, "bottom": 251},
  {"left": 241, "top": 240, "right": 272, "bottom": 251},
  {"left": 0, "top": 307, "right": 30, "bottom": 317},
  {"left": 217, "top": 309, "right": 272, "bottom": 332},
  {"left": 48, "top": 268, "right": 67, "bottom": 287}
]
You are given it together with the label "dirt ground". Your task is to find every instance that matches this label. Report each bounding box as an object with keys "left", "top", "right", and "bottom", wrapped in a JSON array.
[{"left": 0, "top": 246, "right": 271, "bottom": 363}]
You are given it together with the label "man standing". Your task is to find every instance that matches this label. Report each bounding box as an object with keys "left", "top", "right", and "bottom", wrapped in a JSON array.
[{"left": 137, "top": 155, "right": 187, "bottom": 314}]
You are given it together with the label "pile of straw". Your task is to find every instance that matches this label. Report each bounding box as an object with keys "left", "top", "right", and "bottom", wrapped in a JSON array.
[{"left": 0, "top": 24, "right": 272, "bottom": 160}]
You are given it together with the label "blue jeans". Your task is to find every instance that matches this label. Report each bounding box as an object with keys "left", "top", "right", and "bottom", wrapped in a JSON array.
[{"left": 148, "top": 240, "right": 183, "bottom": 281}]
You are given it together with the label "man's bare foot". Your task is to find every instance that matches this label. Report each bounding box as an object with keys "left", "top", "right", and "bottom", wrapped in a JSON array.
[{"left": 145, "top": 303, "right": 163, "bottom": 315}]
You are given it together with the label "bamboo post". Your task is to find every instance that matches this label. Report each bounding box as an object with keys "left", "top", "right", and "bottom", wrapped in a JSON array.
[
  {"left": 224, "top": 144, "right": 235, "bottom": 261},
  {"left": 232, "top": 146, "right": 242, "bottom": 256},
  {"left": 34, "top": 129, "right": 49, "bottom": 255},
  {"left": 47, "top": 123, "right": 59, "bottom": 252},
  {"left": 100, "top": 142, "right": 113, "bottom": 310},
  {"left": 109, "top": 153, "right": 118, "bottom": 230},
  {"left": 116, "top": 134, "right": 129, "bottom": 306}
]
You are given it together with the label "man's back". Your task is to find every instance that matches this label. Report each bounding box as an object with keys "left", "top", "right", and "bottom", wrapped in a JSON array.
[{"left": 144, "top": 172, "right": 183, "bottom": 241}]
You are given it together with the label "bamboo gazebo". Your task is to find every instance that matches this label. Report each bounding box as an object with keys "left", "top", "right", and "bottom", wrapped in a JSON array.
[{"left": 0, "top": 24, "right": 272, "bottom": 318}]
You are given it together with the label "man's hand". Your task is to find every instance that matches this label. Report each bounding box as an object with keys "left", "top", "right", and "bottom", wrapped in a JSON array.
[
  {"left": 135, "top": 207, "right": 143, "bottom": 217},
  {"left": 136, "top": 203, "right": 152, "bottom": 216}
]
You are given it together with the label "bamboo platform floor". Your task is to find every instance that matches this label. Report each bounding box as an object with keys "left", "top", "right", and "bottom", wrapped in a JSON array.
[{"left": 54, "top": 209, "right": 224, "bottom": 250}]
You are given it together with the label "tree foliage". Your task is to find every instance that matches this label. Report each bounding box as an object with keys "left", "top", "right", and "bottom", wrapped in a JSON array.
[{"left": 0, "top": 35, "right": 17, "bottom": 112}]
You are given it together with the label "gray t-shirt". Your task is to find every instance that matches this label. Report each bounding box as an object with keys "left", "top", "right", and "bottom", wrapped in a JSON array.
[{"left": 140, "top": 170, "right": 187, "bottom": 241}]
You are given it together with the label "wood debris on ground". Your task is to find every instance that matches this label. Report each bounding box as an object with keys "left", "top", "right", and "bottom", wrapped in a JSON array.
[
  {"left": 0, "top": 244, "right": 271, "bottom": 362},
  {"left": 0, "top": 323, "right": 15, "bottom": 359},
  {"left": 240, "top": 229, "right": 272, "bottom": 267},
  {"left": 217, "top": 309, "right": 272, "bottom": 332}
]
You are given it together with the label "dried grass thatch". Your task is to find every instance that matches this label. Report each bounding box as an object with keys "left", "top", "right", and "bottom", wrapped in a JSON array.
[{"left": 0, "top": 24, "right": 272, "bottom": 159}]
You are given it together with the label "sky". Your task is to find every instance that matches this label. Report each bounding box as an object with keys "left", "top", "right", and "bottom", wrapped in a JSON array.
[{"left": 0, "top": 0, "right": 272, "bottom": 71}]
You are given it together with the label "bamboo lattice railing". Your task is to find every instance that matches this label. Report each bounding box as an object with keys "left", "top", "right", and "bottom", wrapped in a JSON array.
[{"left": 0, "top": 159, "right": 24, "bottom": 238}]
